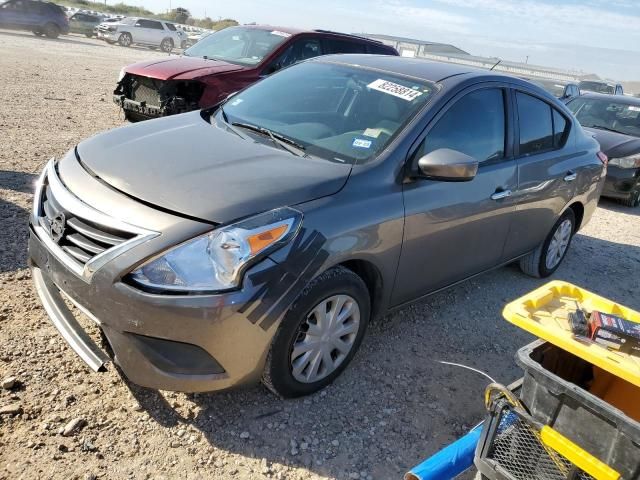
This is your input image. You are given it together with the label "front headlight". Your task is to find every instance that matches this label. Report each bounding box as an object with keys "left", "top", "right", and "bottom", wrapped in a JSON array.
[
  {"left": 608, "top": 153, "right": 640, "bottom": 169},
  {"left": 129, "top": 207, "right": 302, "bottom": 293}
]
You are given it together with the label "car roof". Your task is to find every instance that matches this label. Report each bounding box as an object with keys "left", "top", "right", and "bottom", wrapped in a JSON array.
[
  {"left": 311, "top": 54, "right": 516, "bottom": 83},
  {"left": 579, "top": 92, "right": 640, "bottom": 105},
  {"left": 238, "top": 25, "right": 386, "bottom": 44}
]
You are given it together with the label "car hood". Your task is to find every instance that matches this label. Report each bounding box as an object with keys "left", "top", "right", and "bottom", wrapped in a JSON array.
[
  {"left": 124, "top": 56, "right": 245, "bottom": 81},
  {"left": 75, "top": 112, "right": 352, "bottom": 224},
  {"left": 583, "top": 127, "right": 640, "bottom": 159}
]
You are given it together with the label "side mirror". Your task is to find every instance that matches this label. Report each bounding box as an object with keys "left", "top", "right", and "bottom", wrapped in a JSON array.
[{"left": 416, "top": 148, "right": 479, "bottom": 182}]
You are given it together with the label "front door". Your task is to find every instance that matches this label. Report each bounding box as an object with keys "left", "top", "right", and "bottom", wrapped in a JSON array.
[{"left": 392, "top": 85, "right": 518, "bottom": 305}]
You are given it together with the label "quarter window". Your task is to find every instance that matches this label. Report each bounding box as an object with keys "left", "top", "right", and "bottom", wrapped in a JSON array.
[
  {"left": 516, "top": 92, "right": 554, "bottom": 155},
  {"left": 165, "top": 23, "right": 177, "bottom": 31},
  {"left": 325, "top": 39, "right": 368, "bottom": 54},
  {"left": 419, "top": 88, "right": 506, "bottom": 163}
]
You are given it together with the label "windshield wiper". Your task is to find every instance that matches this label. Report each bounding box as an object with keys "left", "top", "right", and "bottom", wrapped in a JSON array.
[
  {"left": 231, "top": 122, "right": 308, "bottom": 157},
  {"left": 588, "top": 124, "right": 625, "bottom": 135}
]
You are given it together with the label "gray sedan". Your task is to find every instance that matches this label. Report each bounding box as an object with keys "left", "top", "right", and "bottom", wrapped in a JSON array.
[{"left": 29, "top": 55, "right": 605, "bottom": 397}]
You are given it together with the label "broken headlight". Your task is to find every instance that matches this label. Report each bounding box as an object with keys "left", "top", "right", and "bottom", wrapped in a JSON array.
[
  {"left": 129, "top": 208, "right": 302, "bottom": 293},
  {"left": 608, "top": 154, "right": 640, "bottom": 169}
]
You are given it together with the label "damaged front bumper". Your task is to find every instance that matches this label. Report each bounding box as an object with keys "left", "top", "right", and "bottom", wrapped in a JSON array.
[{"left": 113, "top": 73, "right": 204, "bottom": 120}]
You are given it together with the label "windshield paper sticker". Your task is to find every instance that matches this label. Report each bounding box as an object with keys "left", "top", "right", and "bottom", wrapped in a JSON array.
[
  {"left": 352, "top": 138, "right": 372, "bottom": 149},
  {"left": 368, "top": 79, "right": 423, "bottom": 101},
  {"left": 363, "top": 128, "right": 382, "bottom": 138},
  {"left": 270, "top": 30, "right": 292, "bottom": 38},
  {"left": 628, "top": 106, "right": 640, "bottom": 112},
  {"left": 230, "top": 98, "right": 243, "bottom": 106}
]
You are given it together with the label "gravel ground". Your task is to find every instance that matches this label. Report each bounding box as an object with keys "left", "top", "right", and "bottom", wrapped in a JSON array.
[{"left": 1, "top": 29, "right": 639, "bottom": 480}]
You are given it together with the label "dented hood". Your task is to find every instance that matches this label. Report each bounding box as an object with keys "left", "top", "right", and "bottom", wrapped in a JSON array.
[
  {"left": 124, "top": 56, "right": 245, "bottom": 81},
  {"left": 75, "top": 112, "right": 351, "bottom": 224}
]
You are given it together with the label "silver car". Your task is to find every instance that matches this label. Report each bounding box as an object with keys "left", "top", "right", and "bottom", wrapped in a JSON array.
[{"left": 29, "top": 55, "right": 606, "bottom": 397}]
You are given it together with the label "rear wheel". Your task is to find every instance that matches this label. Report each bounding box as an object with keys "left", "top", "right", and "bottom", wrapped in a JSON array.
[
  {"left": 160, "top": 37, "right": 173, "bottom": 53},
  {"left": 262, "top": 266, "right": 370, "bottom": 398},
  {"left": 118, "top": 32, "right": 132, "bottom": 47},
  {"left": 519, "top": 209, "right": 576, "bottom": 278},
  {"left": 85, "top": 32, "right": 93, "bottom": 38},
  {"left": 620, "top": 189, "right": 640, "bottom": 208},
  {"left": 43, "top": 23, "right": 60, "bottom": 39}
]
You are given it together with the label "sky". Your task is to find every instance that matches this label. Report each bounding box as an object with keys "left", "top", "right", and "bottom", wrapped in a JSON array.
[{"left": 132, "top": 0, "right": 640, "bottom": 80}]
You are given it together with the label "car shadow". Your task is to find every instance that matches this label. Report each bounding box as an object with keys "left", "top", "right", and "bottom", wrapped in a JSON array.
[
  {"left": 0, "top": 170, "right": 37, "bottom": 273},
  {"left": 121, "top": 231, "right": 640, "bottom": 478},
  {"left": 598, "top": 197, "right": 640, "bottom": 217},
  {"left": 0, "top": 28, "right": 106, "bottom": 47}
]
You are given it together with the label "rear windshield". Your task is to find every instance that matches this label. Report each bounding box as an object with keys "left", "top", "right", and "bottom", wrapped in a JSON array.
[
  {"left": 184, "top": 27, "right": 290, "bottom": 66},
  {"left": 568, "top": 97, "right": 640, "bottom": 137},
  {"left": 579, "top": 81, "right": 615, "bottom": 95},
  {"left": 219, "top": 61, "right": 435, "bottom": 164}
]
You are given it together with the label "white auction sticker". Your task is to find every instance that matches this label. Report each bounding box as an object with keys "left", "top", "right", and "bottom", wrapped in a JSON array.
[
  {"left": 367, "top": 79, "right": 423, "bottom": 101},
  {"left": 628, "top": 106, "right": 640, "bottom": 112},
  {"left": 271, "top": 30, "right": 292, "bottom": 38}
]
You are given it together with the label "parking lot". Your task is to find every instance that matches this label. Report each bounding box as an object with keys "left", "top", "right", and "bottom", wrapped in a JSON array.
[{"left": 0, "top": 29, "right": 639, "bottom": 480}]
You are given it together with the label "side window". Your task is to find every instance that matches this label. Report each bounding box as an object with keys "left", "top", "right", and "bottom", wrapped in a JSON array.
[
  {"left": 552, "top": 109, "right": 569, "bottom": 147},
  {"left": 516, "top": 92, "right": 554, "bottom": 155},
  {"left": 147, "top": 20, "right": 163, "bottom": 30},
  {"left": 418, "top": 88, "right": 506, "bottom": 163},
  {"left": 269, "top": 38, "right": 322, "bottom": 72},
  {"left": 325, "top": 39, "right": 367, "bottom": 54},
  {"left": 165, "top": 23, "right": 177, "bottom": 31}
]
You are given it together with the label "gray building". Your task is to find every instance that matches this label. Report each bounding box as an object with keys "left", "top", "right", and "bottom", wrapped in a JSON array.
[{"left": 360, "top": 33, "right": 593, "bottom": 83}]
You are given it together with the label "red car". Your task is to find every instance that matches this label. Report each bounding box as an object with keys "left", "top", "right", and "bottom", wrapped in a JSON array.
[{"left": 113, "top": 25, "right": 399, "bottom": 121}]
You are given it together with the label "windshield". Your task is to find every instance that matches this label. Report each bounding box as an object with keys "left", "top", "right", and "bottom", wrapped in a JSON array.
[
  {"left": 219, "top": 61, "right": 435, "bottom": 164},
  {"left": 184, "top": 27, "right": 290, "bottom": 66},
  {"left": 579, "top": 81, "right": 614, "bottom": 95},
  {"left": 568, "top": 97, "right": 640, "bottom": 137}
]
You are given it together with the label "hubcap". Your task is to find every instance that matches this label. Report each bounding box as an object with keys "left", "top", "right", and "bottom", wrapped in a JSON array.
[
  {"left": 290, "top": 295, "right": 360, "bottom": 384},
  {"left": 121, "top": 35, "right": 130, "bottom": 46},
  {"left": 545, "top": 219, "right": 572, "bottom": 269}
]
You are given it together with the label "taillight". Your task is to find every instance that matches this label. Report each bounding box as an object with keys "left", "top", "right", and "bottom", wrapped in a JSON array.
[{"left": 597, "top": 151, "right": 608, "bottom": 165}]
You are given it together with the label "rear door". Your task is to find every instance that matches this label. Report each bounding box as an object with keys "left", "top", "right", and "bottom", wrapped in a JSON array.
[
  {"left": 0, "top": 0, "right": 33, "bottom": 27},
  {"left": 133, "top": 19, "right": 158, "bottom": 44},
  {"left": 502, "top": 90, "right": 576, "bottom": 260},
  {"left": 392, "top": 84, "right": 519, "bottom": 305}
]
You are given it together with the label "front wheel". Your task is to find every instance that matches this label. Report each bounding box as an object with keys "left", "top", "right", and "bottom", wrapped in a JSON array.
[
  {"left": 620, "top": 189, "right": 640, "bottom": 208},
  {"left": 262, "top": 266, "right": 370, "bottom": 398},
  {"left": 519, "top": 209, "right": 575, "bottom": 278},
  {"left": 118, "top": 32, "right": 132, "bottom": 47}
]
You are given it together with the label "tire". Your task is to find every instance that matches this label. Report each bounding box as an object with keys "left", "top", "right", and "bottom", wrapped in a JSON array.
[
  {"left": 519, "top": 208, "right": 576, "bottom": 278},
  {"left": 43, "top": 23, "right": 60, "bottom": 39},
  {"left": 619, "top": 189, "right": 640, "bottom": 208},
  {"left": 160, "top": 37, "right": 174, "bottom": 53},
  {"left": 85, "top": 33, "right": 93, "bottom": 38},
  {"left": 262, "top": 266, "right": 370, "bottom": 398},
  {"left": 118, "top": 32, "right": 132, "bottom": 47}
]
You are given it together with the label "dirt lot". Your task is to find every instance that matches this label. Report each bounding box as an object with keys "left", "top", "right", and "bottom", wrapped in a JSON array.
[{"left": 0, "top": 29, "right": 639, "bottom": 480}]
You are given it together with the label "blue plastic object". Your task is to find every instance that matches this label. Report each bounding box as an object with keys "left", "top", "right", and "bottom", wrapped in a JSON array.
[{"left": 405, "top": 426, "right": 483, "bottom": 480}]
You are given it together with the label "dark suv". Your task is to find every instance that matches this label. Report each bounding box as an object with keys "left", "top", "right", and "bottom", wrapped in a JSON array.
[
  {"left": 113, "top": 25, "right": 398, "bottom": 121},
  {"left": 0, "top": 0, "right": 69, "bottom": 38}
]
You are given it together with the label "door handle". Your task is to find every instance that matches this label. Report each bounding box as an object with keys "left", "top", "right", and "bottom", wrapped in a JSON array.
[
  {"left": 491, "top": 189, "right": 512, "bottom": 200},
  {"left": 564, "top": 171, "right": 577, "bottom": 182}
]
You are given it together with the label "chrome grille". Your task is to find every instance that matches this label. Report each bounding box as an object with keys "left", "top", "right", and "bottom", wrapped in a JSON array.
[
  {"left": 39, "top": 185, "right": 135, "bottom": 266},
  {"left": 33, "top": 159, "right": 158, "bottom": 281}
]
